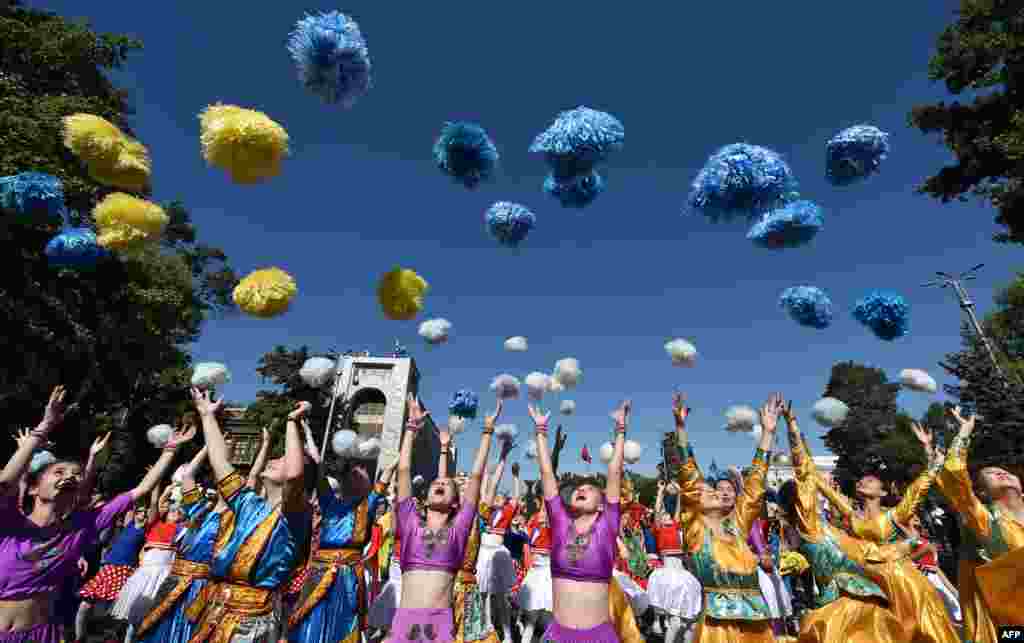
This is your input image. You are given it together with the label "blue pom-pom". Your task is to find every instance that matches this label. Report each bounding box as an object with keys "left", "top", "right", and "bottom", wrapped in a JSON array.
[
  {"left": 485, "top": 201, "right": 536, "bottom": 247},
  {"left": 433, "top": 122, "right": 499, "bottom": 189},
  {"left": 779, "top": 286, "right": 833, "bottom": 329},
  {"left": 688, "top": 143, "right": 799, "bottom": 222},
  {"left": 449, "top": 389, "right": 479, "bottom": 419},
  {"left": 45, "top": 227, "right": 108, "bottom": 269},
  {"left": 287, "top": 11, "right": 371, "bottom": 107},
  {"left": 852, "top": 290, "right": 909, "bottom": 341},
  {"left": 747, "top": 200, "right": 823, "bottom": 249},
  {"left": 543, "top": 170, "right": 605, "bottom": 208},
  {"left": 529, "top": 106, "right": 624, "bottom": 174},
  {"left": 0, "top": 172, "right": 64, "bottom": 221},
  {"left": 826, "top": 125, "right": 890, "bottom": 186}
]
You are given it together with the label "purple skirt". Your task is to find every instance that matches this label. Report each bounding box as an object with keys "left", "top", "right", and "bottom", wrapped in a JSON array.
[
  {"left": 541, "top": 620, "right": 619, "bottom": 643},
  {"left": 390, "top": 608, "right": 454, "bottom": 643},
  {"left": 0, "top": 623, "right": 63, "bottom": 643}
]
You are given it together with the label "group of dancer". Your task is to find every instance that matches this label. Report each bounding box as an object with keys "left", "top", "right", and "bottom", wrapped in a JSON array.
[{"left": 0, "top": 384, "right": 1021, "bottom": 643}]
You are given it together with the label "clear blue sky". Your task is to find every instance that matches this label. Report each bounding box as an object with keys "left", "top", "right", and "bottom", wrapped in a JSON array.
[{"left": 34, "top": 1, "right": 1022, "bottom": 483}]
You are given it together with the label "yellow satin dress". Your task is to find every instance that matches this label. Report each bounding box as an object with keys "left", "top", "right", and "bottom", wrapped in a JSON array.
[
  {"left": 816, "top": 455, "right": 960, "bottom": 643},
  {"left": 935, "top": 433, "right": 1024, "bottom": 643}
]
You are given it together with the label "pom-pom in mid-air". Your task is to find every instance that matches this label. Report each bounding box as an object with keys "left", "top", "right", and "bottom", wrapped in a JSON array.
[
  {"left": 378, "top": 267, "right": 429, "bottom": 321},
  {"left": 287, "top": 11, "right": 372, "bottom": 107},
  {"left": 92, "top": 193, "right": 169, "bottom": 252},
  {"left": 485, "top": 201, "right": 536, "bottom": 248},
  {"left": 599, "top": 442, "right": 614, "bottom": 464},
  {"left": 147, "top": 424, "right": 174, "bottom": 448},
  {"left": 0, "top": 172, "right": 64, "bottom": 222},
  {"left": 525, "top": 439, "right": 539, "bottom": 460},
  {"left": 560, "top": 400, "right": 576, "bottom": 415},
  {"left": 553, "top": 358, "right": 582, "bottom": 389},
  {"left": 61, "top": 114, "right": 128, "bottom": 167},
  {"left": 900, "top": 369, "right": 937, "bottom": 394},
  {"left": 233, "top": 267, "right": 298, "bottom": 318},
  {"left": 449, "top": 389, "right": 479, "bottom": 419},
  {"left": 448, "top": 416, "right": 466, "bottom": 435},
  {"left": 504, "top": 336, "right": 528, "bottom": 352},
  {"left": 44, "top": 228, "right": 108, "bottom": 270},
  {"left": 434, "top": 122, "right": 499, "bottom": 189},
  {"left": 812, "top": 397, "right": 849, "bottom": 427},
  {"left": 779, "top": 286, "right": 833, "bottom": 330},
  {"left": 688, "top": 143, "right": 799, "bottom": 222},
  {"left": 529, "top": 106, "right": 625, "bottom": 175},
  {"left": 300, "top": 357, "right": 336, "bottom": 388},
  {"left": 356, "top": 437, "right": 381, "bottom": 459},
  {"left": 88, "top": 139, "right": 152, "bottom": 192},
  {"left": 490, "top": 374, "right": 521, "bottom": 400},
  {"left": 747, "top": 200, "right": 823, "bottom": 249},
  {"left": 332, "top": 430, "right": 359, "bottom": 457},
  {"left": 724, "top": 405, "right": 758, "bottom": 432},
  {"left": 199, "top": 104, "right": 290, "bottom": 184},
  {"left": 852, "top": 290, "right": 909, "bottom": 341},
  {"left": 191, "top": 362, "right": 231, "bottom": 389},
  {"left": 543, "top": 170, "right": 605, "bottom": 209},
  {"left": 624, "top": 440, "right": 642, "bottom": 465},
  {"left": 825, "top": 125, "right": 890, "bottom": 186},
  {"left": 418, "top": 318, "right": 452, "bottom": 345},
  {"left": 665, "top": 338, "right": 698, "bottom": 367},
  {"left": 546, "top": 377, "right": 565, "bottom": 394},
  {"left": 525, "top": 372, "right": 551, "bottom": 400},
  {"left": 495, "top": 424, "right": 518, "bottom": 442}
]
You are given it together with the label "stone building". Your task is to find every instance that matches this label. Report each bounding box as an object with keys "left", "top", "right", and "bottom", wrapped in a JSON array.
[{"left": 766, "top": 453, "right": 838, "bottom": 488}]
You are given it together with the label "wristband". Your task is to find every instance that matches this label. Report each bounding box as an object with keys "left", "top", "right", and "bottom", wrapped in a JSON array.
[
  {"left": 535, "top": 421, "right": 549, "bottom": 433},
  {"left": 482, "top": 429, "right": 494, "bottom": 436},
  {"left": 29, "top": 427, "right": 51, "bottom": 440},
  {"left": 406, "top": 420, "right": 424, "bottom": 433}
]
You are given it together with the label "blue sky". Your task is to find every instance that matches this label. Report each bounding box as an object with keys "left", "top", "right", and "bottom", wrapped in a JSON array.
[{"left": 35, "top": 1, "right": 1022, "bottom": 483}]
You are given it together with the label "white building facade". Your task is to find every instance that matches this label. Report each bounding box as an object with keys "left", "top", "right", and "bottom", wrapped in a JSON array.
[{"left": 766, "top": 453, "right": 838, "bottom": 488}]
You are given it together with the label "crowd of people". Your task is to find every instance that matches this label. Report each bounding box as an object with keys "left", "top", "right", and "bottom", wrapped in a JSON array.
[{"left": 0, "top": 385, "right": 1020, "bottom": 643}]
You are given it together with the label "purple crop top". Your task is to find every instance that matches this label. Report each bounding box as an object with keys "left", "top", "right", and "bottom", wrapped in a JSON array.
[
  {"left": 396, "top": 496, "right": 478, "bottom": 573},
  {"left": 546, "top": 494, "right": 620, "bottom": 583}
]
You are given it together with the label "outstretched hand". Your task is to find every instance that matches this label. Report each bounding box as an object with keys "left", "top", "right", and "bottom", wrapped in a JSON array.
[
  {"left": 672, "top": 392, "right": 690, "bottom": 426},
  {"left": 485, "top": 399, "right": 504, "bottom": 430},
  {"left": 910, "top": 421, "right": 933, "bottom": 452},
  {"left": 759, "top": 393, "right": 785, "bottom": 437},
  {"left": 948, "top": 406, "right": 976, "bottom": 437},
  {"left": 527, "top": 403, "right": 549, "bottom": 429},
  {"left": 288, "top": 401, "right": 312, "bottom": 421},
  {"left": 165, "top": 425, "right": 197, "bottom": 450},
  {"left": 89, "top": 432, "right": 111, "bottom": 457},
  {"left": 191, "top": 388, "right": 224, "bottom": 417},
  {"left": 611, "top": 400, "right": 631, "bottom": 428},
  {"left": 42, "top": 385, "right": 68, "bottom": 427}
]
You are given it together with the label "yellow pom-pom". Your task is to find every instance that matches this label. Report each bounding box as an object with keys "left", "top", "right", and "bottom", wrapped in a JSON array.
[
  {"left": 377, "top": 267, "right": 429, "bottom": 321},
  {"left": 199, "top": 104, "right": 290, "bottom": 184},
  {"left": 779, "top": 551, "right": 809, "bottom": 576},
  {"left": 88, "top": 139, "right": 152, "bottom": 191},
  {"left": 233, "top": 267, "right": 297, "bottom": 318},
  {"left": 92, "top": 192, "right": 169, "bottom": 251},
  {"left": 62, "top": 114, "right": 127, "bottom": 167}
]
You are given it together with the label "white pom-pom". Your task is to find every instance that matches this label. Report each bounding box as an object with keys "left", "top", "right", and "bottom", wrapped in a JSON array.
[
  {"left": 495, "top": 424, "right": 518, "bottom": 441},
  {"left": 327, "top": 476, "right": 340, "bottom": 491},
  {"left": 560, "top": 400, "right": 576, "bottom": 415},
  {"left": 412, "top": 475, "right": 425, "bottom": 487},
  {"left": 624, "top": 440, "right": 642, "bottom": 464},
  {"left": 599, "top": 442, "right": 614, "bottom": 464},
  {"left": 191, "top": 362, "right": 231, "bottom": 389},
  {"left": 504, "top": 336, "right": 528, "bottom": 352},
  {"left": 525, "top": 440, "right": 539, "bottom": 459},
  {"left": 665, "top": 339, "right": 698, "bottom": 367},
  {"left": 812, "top": 397, "right": 849, "bottom": 428},
  {"left": 29, "top": 450, "right": 56, "bottom": 474},
  {"left": 331, "top": 430, "right": 359, "bottom": 456},
  {"left": 172, "top": 466, "right": 186, "bottom": 485},
  {"left": 356, "top": 437, "right": 381, "bottom": 459},
  {"left": 490, "top": 374, "right": 521, "bottom": 400},
  {"left": 775, "top": 454, "right": 792, "bottom": 465},
  {"left": 724, "top": 405, "right": 758, "bottom": 433},
  {"left": 525, "top": 372, "right": 550, "bottom": 400},
  {"left": 448, "top": 415, "right": 466, "bottom": 435},
  {"left": 553, "top": 358, "right": 582, "bottom": 389},
  {"left": 547, "top": 376, "right": 565, "bottom": 394},
  {"left": 750, "top": 425, "right": 763, "bottom": 441},
  {"left": 900, "top": 369, "right": 937, "bottom": 394},
  {"left": 418, "top": 318, "right": 452, "bottom": 345},
  {"left": 299, "top": 357, "right": 336, "bottom": 388},
  {"left": 147, "top": 424, "right": 174, "bottom": 448}
]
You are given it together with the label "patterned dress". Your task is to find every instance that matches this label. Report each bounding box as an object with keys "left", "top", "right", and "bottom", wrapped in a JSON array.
[{"left": 454, "top": 503, "right": 500, "bottom": 643}]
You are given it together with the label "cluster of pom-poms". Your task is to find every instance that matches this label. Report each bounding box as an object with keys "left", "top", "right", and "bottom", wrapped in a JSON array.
[
  {"left": 92, "top": 193, "right": 169, "bottom": 253},
  {"left": 530, "top": 106, "right": 623, "bottom": 208},
  {"left": 689, "top": 143, "right": 799, "bottom": 222},
  {"left": 900, "top": 368, "right": 937, "bottom": 394},
  {"left": 525, "top": 372, "right": 552, "bottom": 400},
  {"left": 45, "top": 228, "right": 109, "bottom": 270},
  {"left": 599, "top": 441, "right": 642, "bottom": 465},
  {"left": 665, "top": 338, "right": 698, "bottom": 367},
  {"left": 486, "top": 201, "right": 536, "bottom": 247},
  {"left": 852, "top": 290, "right": 909, "bottom": 341},
  {"left": 449, "top": 389, "right": 479, "bottom": 419},
  {"left": 490, "top": 374, "right": 521, "bottom": 400},
  {"left": 300, "top": 356, "right": 337, "bottom": 388},
  {"left": 779, "top": 286, "right": 833, "bottom": 330},
  {"left": 812, "top": 397, "right": 849, "bottom": 427},
  {"left": 233, "top": 267, "right": 298, "bottom": 318},
  {"left": 747, "top": 200, "right": 823, "bottom": 249},
  {"left": 825, "top": 125, "right": 890, "bottom": 186},
  {"left": 377, "top": 267, "right": 429, "bottom": 321},
  {"left": 61, "top": 114, "right": 151, "bottom": 191},
  {"left": 434, "top": 122, "right": 499, "bottom": 189},
  {"left": 553, "top": 358, "right": 581, "bottom": 389},
  {"left": 0, "top": 172, "right": 64, "bottom": 221},
  {"left": 331, "top": 430, "right": 380, "bottom": 459},
  {"left": 199, "top": 104, "right": 290, "bottom": 184},
  {"left": 191, "top": 362, "right": 231, "bottom": 389},
  {"left": 504, "top": 336, "right": 528, "bottom": 352},
  {"left": 560, "top": 399, "right": 576, "bottom": 415},
  {"left": 724, "top": 405, "right": 758, "bottom": 433},
  {"left": 287, "top": 11, "right": 371, "bottom": 108},
  {"left": 418, "top": 318, "right": 451, "bottom": 344}
]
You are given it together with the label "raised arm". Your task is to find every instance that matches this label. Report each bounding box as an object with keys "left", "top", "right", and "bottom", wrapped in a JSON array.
[
  {"left": 191, "top": 388, "right": 233, "bottom": 483},
  {"left": 0, "top": 386, "right": 68, "bottom": 495},
  {"left": 734, "top": 395, "right": 779, "bottom": 535},
  {"left": 815, "top": 471, "right": 856, "bottom": 520},
  {"left": 461, "top": 400, "right": 500, "bottom": 509},
  {"left": 437, "top": 426, "right": 452, "bottom": 480},
  {"left": 487, "top": 439, "right": 513, "bottom": 502},
  {"left": 528, "top": 404, "right": 558, "bottom": 499},
  {"left": 784, "top": 402, "right": 823, "bottom": 540},
  {"left": 550, "top": 425, "right": 568, "bottom": 477},
  {"left": 130, "top": 424, "right": 196, "bottom": 502},
  {"left": 180, "top": 446, "right": 208, "bottom": 494},
  {"left": 606, "top": 400, "right": 630, "bottom": 504},
  {"left": 76, "top": 432, "right": 110, "bottom": 507},
  {"left": 510, "top": 463, "right": 521, "bottom": 507},
  {"left": 283, "top": 403, "right": 309, "bottom": 482},
  {"left": 935, "top": 407, "right": 993, "bottom": 541},
  {"left": 654, "top": 481, "right": 666, "bottom": 514},
  {"left": 246, "top": 426, "right": 272, "bottom": 490},
  {"left": 889, "top": 421, "right": 941, "bottom": 528},
  {"left": 669, "top": 392, "right": 703, "bottom": 511},
  {"left": 396, "top": 394, "right": 425, "bottom": 502}
]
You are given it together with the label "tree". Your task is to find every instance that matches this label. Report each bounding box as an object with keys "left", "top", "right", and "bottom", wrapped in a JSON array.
[
  {"left": 909, "top": 1, "right": 1024, "bottom": 244},
  {"left": 0, "top": 3, "right": 238, "bottom": 492}
]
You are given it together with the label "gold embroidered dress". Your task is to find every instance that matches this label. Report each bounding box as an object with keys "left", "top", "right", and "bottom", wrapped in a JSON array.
[{"left": 454, "top": 503, "right": 500, "bottom": 643}]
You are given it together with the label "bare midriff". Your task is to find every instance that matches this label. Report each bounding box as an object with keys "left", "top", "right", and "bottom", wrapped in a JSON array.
[
  {"left": 551, "top": 577, "right": 609, "bottom": 629},
  {"left": 0, "top": 596, "right": 51, "bottom": 633},
  {"left": 399, "top": 569, "right": 456, "bottom": 609}
]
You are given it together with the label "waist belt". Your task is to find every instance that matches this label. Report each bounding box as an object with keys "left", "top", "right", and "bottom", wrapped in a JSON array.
[
  {"left": 485, "top": 529, "right": 507, "bottom": 536},
  {"left": 289, "top": 549, "right": 367, "bottom": 630},
  {"left": 187, "top": 582, "right": 275, "bottom": 643},
  {"left": 312, "top": 548, "right": 363, "bottom": 565},
  {"left": 135, "top": 560, "right": 212, "bottom": 636},
  {"left": 458, "top": 569, "right": 478, "bottom": 585},
  {"left": 171, "top": 559, "right": 210, "bottom": 578},
  {"left": 703, "top": 586, "right": 762, "bottom": 594},
  {"left": 661, "top": 549, "right": 683, "bottom": 557}
]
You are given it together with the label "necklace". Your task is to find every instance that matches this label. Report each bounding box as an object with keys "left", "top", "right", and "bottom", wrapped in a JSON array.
[{"left": 566, "top": 517, "right": 595, "bottom": 565}]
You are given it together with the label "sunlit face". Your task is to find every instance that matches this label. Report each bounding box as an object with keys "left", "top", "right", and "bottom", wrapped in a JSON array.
[
  {"left": 715, "top": 480, "right": 736, "bottom": 510},
  {"left": 511, "top": 516, "right": 524, "bottom": 530},
  {"left": 571, "top": 484, "right": 603, "bottom": 515},
  {"left": 698, "top": 482, "right": 724, "bottom": 513},
  {"left": 166, "top": 508, "right": 184, "bottom": 523},
  {"left": 658, "top": 511, "right": 674, "bottom": 526},
  {"left": 30, "top": 461, "right": 82, "bottom": 503},
  {"left": 980, "top": 466, "right": 1022, "bottom": 498},
  {"left": 908, "top": 515, "right": 922, "bottom": 532},
  {"left": 261, "top": 457, "right": 287, "bottom": 484},
  {"left": 856, "top": 474, "right": 884, "bottom": 499},
  {"left": 427, "top": 477, "right": 458, "bottom": 510}
]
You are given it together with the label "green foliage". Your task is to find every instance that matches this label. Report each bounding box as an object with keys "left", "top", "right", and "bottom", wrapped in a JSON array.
[{"left": 909, "top": 1, "right": 1024, "bottom": 244}]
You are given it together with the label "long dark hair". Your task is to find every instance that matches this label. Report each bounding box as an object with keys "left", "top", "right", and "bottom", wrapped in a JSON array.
[{"left": 22, "top": 458, "right": 84, "bottom": 514}]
